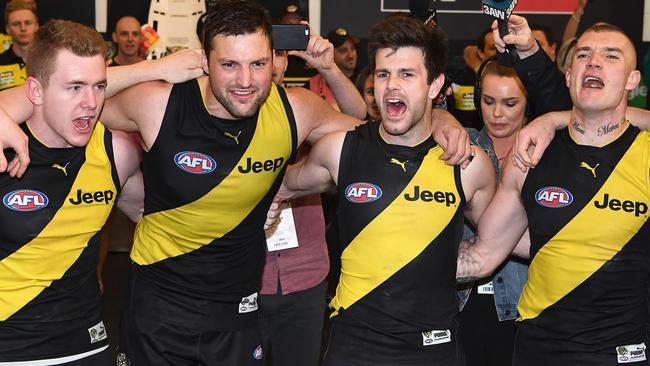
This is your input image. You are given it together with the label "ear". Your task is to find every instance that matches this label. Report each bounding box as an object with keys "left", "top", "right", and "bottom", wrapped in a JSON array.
[
  {"left": 201, "top": 49, "right": 210, "bottom": 75},
  {"left": 565, "top": 66, "right": 571, "bottom": 89},
  {"left": 427, "top": 73, "right": 445, "bottom": 100},
  {"left": 26, "top": 76, "right": 43, "bottom": 106},
  {"left": 625, "top": 70, "right": 641, "bottom": 91}
]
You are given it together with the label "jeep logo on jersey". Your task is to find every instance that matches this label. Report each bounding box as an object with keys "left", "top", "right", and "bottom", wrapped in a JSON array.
[
  {"left": 535, "top": 186, "right": 573, "bottom": 208},
  {"left": 238, "top": 157, "right": 285, "bottom": 174},
  {"left": 68, "top": 189, "right": 115, "bottom": 205},
  {"left": 174, "top": 151, "right": 216, "bottom": 174},
  {"left": 345, "top": 182, "right": 382, "bottom": 203},
  {"left": 594, "top": 193, "right": 648, "bottom": 217},
  {"left": 3, "top": 189, "right": 49, "bottom": 211}
]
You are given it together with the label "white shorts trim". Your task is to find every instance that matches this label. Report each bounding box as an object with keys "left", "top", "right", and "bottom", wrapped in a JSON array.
[{"left": 0, "top": 345, "right": 108, "bottom": 366}]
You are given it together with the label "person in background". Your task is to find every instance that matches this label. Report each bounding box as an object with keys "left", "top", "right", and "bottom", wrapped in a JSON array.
[
  {"left": 306, "top": 27, "right": 359, "bottom": 110},
  {"left": 0, "top": 0, "right": 37, "bottom": 90},
  {"left": 108, "top": 16, "right": 144, "bottom": 67},
  {"left": 354, "top": 66, "right": 380, "bottom": 121}
]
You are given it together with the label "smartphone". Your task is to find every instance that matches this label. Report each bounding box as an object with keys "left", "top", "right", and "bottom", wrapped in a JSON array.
[{"left": 272, "top": 24, "right": 309, "bottom": 51}]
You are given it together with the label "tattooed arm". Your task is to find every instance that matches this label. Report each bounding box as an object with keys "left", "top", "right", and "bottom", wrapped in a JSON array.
[{"left": 457, "top": 154, "right": 530, "bottom": 281}]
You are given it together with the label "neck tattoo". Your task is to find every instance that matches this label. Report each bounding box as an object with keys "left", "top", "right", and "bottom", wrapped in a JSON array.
[{"left": 572, "top": 118, "right": 626, "bottom": 136}]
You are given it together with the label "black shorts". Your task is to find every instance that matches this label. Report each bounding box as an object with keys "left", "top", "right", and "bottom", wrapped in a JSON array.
[
  {"left": 119, "top": 311, "right": 263, "bottom": 366},
  {"left": 514, "top": 330, "right": 648, "bottom": 366},
  {"left": 323, "top": 320, "right": 465, "bottom": 366}
]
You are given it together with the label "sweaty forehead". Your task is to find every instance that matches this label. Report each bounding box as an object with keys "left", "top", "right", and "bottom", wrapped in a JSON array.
[{"left": 578, "top": 30, "right": 636, "bottom": 67}]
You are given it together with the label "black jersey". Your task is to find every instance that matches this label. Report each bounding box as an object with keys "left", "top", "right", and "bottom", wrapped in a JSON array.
[
  {"left": 517, "top": 126, "right": 650, "bottom": 365},
  {"left": 329, "top": 121, "right": 465, "bottom": 362},
  {"left": 0, "top": 123, "right": 118, "bottom": 362},
  {"left": 129, "top": 80, "right": 297, "bottom": 330}
]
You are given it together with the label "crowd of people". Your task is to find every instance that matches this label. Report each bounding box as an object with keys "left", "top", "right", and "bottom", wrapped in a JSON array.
[{"left": 0, "top": 0, "right": 649, "bottom": 365}]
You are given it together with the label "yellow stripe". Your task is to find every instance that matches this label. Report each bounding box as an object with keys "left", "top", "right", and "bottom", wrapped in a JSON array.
[
  {"left": 331, "top": 148, "right": 459, "bottom": 314},
  {"left": 0, "top": 123, "right": 116, "bottom": 320},
  {"left": 518, "top": 132, "right": 650, "bottom": 321},
  {"left": 131, "top": 83, "right": 293, "bottom": 264}
]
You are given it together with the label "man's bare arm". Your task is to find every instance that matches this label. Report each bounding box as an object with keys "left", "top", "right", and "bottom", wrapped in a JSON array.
[
  {"left": 279, "top": 131, "right": 345, "bottom": 200},
  {"left": 457, "top": 156, "right": 529, "bottom": 281},
  {"left": 105, "top": 48, "right": 203, "bottom": 98},
  {"left": 112, "top": 130, "right": 144, "bottom": 222},
  {"left": 460, "top": 147, "right": 497, "bottom": 227}
]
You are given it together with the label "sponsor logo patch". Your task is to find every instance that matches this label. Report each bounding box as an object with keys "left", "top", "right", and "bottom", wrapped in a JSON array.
[
  {"left": 535, "top": 186, "right": 573, "bottom": 208},
  {"left": 88, "top": 321, "right": 107, "bottom": 344},
  {"left": 616, "top": 343, "right": 646, "bottom": 363},
  {"left": 174, "top": 151, "right": 216, "bottom": 174},
  {"left": 422, "top": 329, "right": 451, "bottom": 346},
  {"left": 239, "top": 292, "right": 258, "bottom": 314},
  {"left": 345, "top": 182, "right": 382, "bottom": 203},
  {"left": 3, "top": 189, "right": 49, "bottom": 211}
]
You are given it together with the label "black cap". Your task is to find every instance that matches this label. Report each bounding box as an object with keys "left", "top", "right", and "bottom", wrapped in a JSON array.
[
  {"left": 280, "top": 4, "right": 305, "bottom": 24},
  {"left": 325, "top": 28, "right": 359, "bottom": 49}
]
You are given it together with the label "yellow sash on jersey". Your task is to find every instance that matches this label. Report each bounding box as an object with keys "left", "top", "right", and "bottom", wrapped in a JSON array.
[
  {"left": 331, "top": 148, "right": 460, "bottom": 315},
  {"left": 0, "top": 124, "right": 116, "bottom": 320},
  {"left": 131, "top": 83, "right": 293, "bottom": 265},
  {"left": 518, "top": 132, "right": 650, "bottom": 321}
]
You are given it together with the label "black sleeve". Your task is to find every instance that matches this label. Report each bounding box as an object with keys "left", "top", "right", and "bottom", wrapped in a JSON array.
[{"left": 514, "top": 48, "right": 573, "bottom": 118}]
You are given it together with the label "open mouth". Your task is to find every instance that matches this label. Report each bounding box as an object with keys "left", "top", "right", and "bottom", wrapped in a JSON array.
[
  {"left": 231, "top": 90, "right": 255, "bottom": 99},
  {"left": 385, "top": 98, "right": 407, "bottom": 118},
  {"left": 582, "top": 75, "right": 605, "bottom": 89},
  {"left": 72, "top": 117, "right": 93, "bottom": 132}
]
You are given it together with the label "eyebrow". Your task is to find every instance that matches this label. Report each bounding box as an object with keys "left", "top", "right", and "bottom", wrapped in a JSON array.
[{"left": 575, "top": 46, "right": 623, "bottom": 53}]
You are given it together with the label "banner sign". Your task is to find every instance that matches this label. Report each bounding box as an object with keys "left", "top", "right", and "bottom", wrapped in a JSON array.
[{"left": 380, "top": 0, "right": 580, "bottom": 14}]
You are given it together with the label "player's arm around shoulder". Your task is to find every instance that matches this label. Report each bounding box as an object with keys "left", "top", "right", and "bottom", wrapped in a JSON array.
[
  {"left": 459, "top": 147, "right": 496, "bottom": 227},
  {"left": 101, "top": 79, "right": 174, "bottom": 150},
  {"left": 285, "top": 86, "right": 362, "bottom": 146},
  {"left": 279, "top": 130, "right": 346, "bottom": 200},
  {"left": 111, "top": 129, "right": 144, "bottom": 222}
]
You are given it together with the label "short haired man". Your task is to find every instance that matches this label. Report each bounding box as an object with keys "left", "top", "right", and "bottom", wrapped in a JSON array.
[
  {"left": 280, "top": 15, "right": 495, "bottom": 365},
  {"left": 458, "top": 23, "right": 650, "bottom": 365},
  {"left": 0, "top": 0, "right": 37, "bottom": 90},
  {"left": 109, "top": 16, "right": 143, "bottom": 67},
  {"left": 0, "top": 19, "right": 143, "bottom": 365}
]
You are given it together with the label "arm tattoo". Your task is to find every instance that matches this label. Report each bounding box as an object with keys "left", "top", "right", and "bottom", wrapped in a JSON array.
[{"left": 456, "top": 242, "right": 483, "bottom": 284}]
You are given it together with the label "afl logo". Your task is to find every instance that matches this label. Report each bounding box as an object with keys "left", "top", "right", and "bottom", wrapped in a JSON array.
[
  {"left": 174, "top": 151, "right": 216, "bottom": 174},
  {"left": 3, "top": 189, "right": 49, "bottom": 211},
  {"left": 345, "top": 182, "right": 382, "bottom": 203},
  {"left": 535, "top": 186, "right": 573, "bottom": 208}
]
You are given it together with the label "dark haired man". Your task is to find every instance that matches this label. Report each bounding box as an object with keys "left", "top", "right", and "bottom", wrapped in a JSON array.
[
  {"left": 279, "top": 15, "right": 495, "bottom": 365},
  {"left": 0, "top": 1, "right": 470, "bottom": 364},
  {"left": 458, "top": 23, "right": 650, "bottom": 365}
]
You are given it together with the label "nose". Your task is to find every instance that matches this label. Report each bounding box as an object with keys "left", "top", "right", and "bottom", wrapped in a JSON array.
[
  {"left": 385, "top": 73, "right": 399, "bottom": 91},
  {"left": 586, "top": 52, "right": 603, "bottom": 69},
  {"left": 491, "top": 102, "right": 503, "bottom": 118},
  {"left": 237, "top": 67, "right": 252, "bottom": 87},
  {"left": 81, "top": 89, "right": 97, "bottom": 110}
]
